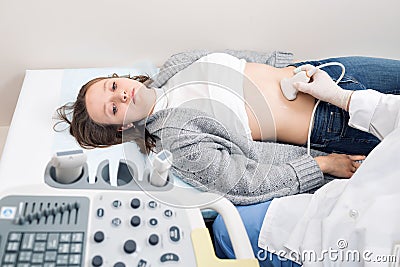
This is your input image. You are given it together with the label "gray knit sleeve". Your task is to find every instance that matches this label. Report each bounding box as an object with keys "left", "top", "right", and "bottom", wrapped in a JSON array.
[
  {"left": 149, "top": 49, "right": 210, "bottom": 88},
  {"left": 221, "top": 49, "right": 294, "bottom": 68},
  {"left": 167, "top": 134, "right": 325, "bottom": 205}
]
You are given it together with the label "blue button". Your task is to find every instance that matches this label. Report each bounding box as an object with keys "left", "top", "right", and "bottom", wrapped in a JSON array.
[
  {"left": 1, "top": 207, "right": 15, "bottom": 219},
  {"left": 3, "top": 209, "right": 12, "bottom": 217}
]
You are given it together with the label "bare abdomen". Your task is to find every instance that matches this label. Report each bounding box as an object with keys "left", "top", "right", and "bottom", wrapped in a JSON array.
[{"left": 243, "top": 63, "right": 316, "bottom": 145}]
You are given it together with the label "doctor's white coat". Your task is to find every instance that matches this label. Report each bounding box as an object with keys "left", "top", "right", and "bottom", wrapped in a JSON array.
[{"left": 258, "top": 90, "right": 400, "bottom": 266}]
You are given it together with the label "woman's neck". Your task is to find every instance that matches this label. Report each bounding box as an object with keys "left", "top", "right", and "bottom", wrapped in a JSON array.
[{"left": 148, "top": 87, "right": 157, "bottom": 115}]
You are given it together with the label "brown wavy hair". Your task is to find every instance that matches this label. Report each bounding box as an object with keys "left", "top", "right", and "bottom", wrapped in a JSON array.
[{"left": 54, "top": 74, "right": 156, "bottom": 154}]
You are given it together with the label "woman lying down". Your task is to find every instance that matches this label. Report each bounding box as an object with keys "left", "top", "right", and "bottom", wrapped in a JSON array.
[{"left": 56, "top": 50, "right": 399, "bottom": 204}]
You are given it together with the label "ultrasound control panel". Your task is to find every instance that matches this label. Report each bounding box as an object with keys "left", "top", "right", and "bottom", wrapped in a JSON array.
[
  {"left": 0, "top": 193, "right": 197, "bottom": 267},
  {"left": 88, "top": 192, "right": 197, "bottom": 266},
  {"left": 0, "top": 189, "right": 259, "bottom": 267}
]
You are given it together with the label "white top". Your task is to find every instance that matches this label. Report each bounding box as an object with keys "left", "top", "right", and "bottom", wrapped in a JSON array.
[
  {"left": 152, "top": 53, "right": 252, "bottom": 139},
  {"left": 258, "top": 89, "right": 400, "bottom": 266}
]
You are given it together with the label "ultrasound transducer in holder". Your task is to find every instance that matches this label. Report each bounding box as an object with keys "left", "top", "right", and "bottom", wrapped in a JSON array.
[
  {"left": 149, "top": 150, "right": 173, "bottom": 187},
  {"left": 51, "top": 149, "right": 87, "bottom": 184}
]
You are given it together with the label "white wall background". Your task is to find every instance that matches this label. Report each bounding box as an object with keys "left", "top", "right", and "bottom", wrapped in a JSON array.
[
  {"left": 0, "top": 126, "right": 8, "bottom": 157},
  {"left": 1, "top": 0, "right": 400, "bottom": 131}
]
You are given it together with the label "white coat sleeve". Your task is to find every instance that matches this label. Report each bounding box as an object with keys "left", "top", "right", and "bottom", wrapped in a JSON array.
[{"left": 348, "top": 89, "right": 400, "bottom": 140}]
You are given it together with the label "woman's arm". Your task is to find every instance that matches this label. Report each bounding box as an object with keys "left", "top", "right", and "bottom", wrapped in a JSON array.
[
  {"left": 146, "top": 108, "right": 359, "bottom": 204},
  {"left": 165, "top": 133, "right": 363, "bottom": 205},
  {"left": 166, "top": 134, "right": 327, "bottom": 205}
]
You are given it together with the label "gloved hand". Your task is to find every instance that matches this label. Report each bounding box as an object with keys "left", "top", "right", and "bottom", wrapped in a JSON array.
[{"left": 293, "top": 64, "right": 354, "bottom": 111}]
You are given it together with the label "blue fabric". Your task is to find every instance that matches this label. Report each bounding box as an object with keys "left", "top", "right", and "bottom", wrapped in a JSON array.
[
  {"left": 212, "top": 201, "right": 301, "bottom": 267},
  {"left": 292, "top": 56, "right": 400, "bottom": 155}
]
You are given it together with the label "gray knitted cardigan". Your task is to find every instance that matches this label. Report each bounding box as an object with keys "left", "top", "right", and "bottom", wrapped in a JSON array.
[{"left": 139, "top": 49, "right": 331, "bottom": 205}]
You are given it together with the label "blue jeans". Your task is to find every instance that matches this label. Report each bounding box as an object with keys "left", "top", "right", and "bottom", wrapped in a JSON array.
[
  {"left": 292, "top": 56, "right": 400, "bottom": 155},
  {"left": 213, "top": 200, "right": 301, "bottom": 267}
]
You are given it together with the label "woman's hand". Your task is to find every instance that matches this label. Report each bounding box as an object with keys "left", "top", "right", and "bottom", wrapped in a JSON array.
[{"left": 315, "top": 153, "right": 366, "bottom": 178}]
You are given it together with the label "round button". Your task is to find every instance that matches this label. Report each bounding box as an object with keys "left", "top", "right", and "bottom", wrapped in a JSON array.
[
  {"left": 123, "top": 240, "right": 137, "bottom": 254},
  {"left": 148, "top": 201, "right": 157, "bottom": 209},
  {"left": 112, "top": 217, "right": 122, "bottom": 227},
  {"left": 92, "top": 255, "right": 103, "bottom": 266},
  {"left": 94, "top": 231, "right": 104, "bottom": 243},
  {"left": 112, "top": 200, "right": 122, "bottom": 208},
  {"left": 349, "top": 209, "right": 359, "bottom": 219},
  {"left": 149, "top": 234, "right": 159, "bottom": 246},
  {"left": 130, "top": 216, "right": 141, "bottom": 227},
  {"left": 149, "top": 218, "right": 158, "bottom": 227},
  {"left": 114, "top": 262, "right": 126, "bottom": 267},
  {"left": 164, "top": 209, "right": 173, "bottom": 218},
  {"left": 130, "top": 198, "right": 141, "bottom": 209}
]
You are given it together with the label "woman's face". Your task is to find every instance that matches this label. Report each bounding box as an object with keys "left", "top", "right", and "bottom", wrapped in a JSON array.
[{"left": 85, "top": 77, "right": 155, "bottom": 126}]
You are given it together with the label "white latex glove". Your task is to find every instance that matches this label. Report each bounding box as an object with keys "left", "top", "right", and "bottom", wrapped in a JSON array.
[{"left": 293, "top": 64, "right": 354, "bottom": 111}]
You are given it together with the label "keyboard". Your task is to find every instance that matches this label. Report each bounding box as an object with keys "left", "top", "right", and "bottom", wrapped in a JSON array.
[{"left": 2, "top": 231, "right": 84, "bottom": 266}]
